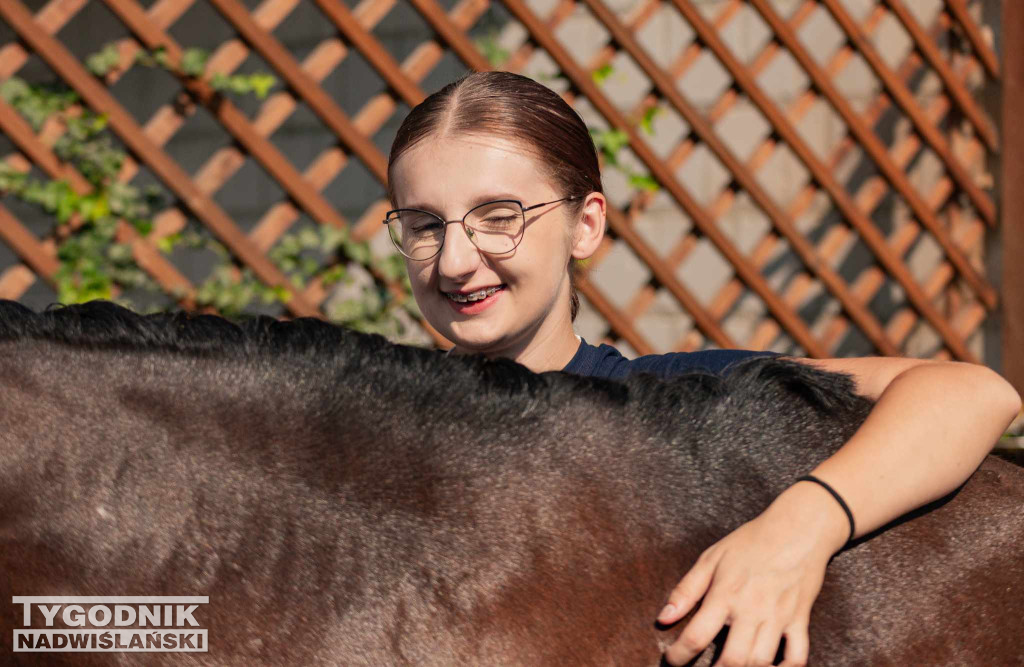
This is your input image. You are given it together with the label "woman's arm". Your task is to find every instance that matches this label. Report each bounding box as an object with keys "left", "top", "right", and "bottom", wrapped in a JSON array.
[{"left": 658, "top": 357, "right": 1022, "bottom": 667}]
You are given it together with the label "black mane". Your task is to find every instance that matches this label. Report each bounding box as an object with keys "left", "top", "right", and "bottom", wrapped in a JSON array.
[
  {"left": 0, "top": 299, "right": 864, "bottom": 426},
  {"left": 0, "top": 299, "right": 379, "bottom": 357}
]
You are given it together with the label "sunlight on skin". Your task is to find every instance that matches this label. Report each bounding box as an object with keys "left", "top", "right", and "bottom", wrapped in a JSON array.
[{"left": 389, "top": 134, "right": 604, "bottom": 373}]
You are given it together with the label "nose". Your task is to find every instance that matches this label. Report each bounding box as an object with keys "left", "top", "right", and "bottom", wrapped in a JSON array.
[{"left": 437, "top": 220, "right": 481, "bottom": 281}]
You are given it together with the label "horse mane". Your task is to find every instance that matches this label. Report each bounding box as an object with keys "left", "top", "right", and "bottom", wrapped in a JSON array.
[
  {"left": 0, "top": 298, "right": 566, "bottom": 398},
  {"left": 0, "top": 299, "right": 863, "bottom": 422},
  {"left": 0, "top": 299, "right": 373, "bottom": 357}
]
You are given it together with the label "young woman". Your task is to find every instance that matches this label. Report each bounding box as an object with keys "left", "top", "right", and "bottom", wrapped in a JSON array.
[{"left": 383, "top": 71, "right": 1021, "bottom": 666}]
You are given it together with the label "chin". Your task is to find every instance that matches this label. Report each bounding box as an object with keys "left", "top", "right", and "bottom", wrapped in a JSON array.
[{"left": 445, "top": 323, "right": 508, "bottom": 353}]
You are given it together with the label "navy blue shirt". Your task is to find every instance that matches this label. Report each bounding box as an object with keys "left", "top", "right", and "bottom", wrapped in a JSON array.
[{"left": 562, "top": 338, "right": 780, "bottom": 379}]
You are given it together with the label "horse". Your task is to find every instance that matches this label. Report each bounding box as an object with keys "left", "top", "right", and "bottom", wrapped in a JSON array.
[{"left": 0, "top": 299, "right": 1021, "bottom": 665}]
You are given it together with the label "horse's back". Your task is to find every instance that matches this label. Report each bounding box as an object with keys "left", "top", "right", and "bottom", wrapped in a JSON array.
[{"left": 805, "top": 455, "right": 1024, "bottom": 665}]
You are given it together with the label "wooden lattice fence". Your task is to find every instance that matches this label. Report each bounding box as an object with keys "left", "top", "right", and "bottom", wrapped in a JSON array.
[{"left": 0, "top": 0, "right": 1007, "bottom": 368}]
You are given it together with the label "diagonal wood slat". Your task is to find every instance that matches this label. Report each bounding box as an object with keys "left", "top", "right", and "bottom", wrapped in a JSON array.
[
  {"left": 882, "top": 0, "right": 996, "bottom": 150},
  {"left": 0, "top": 0, "right": 324, "bottom": 318},
  {"left": 820, "top": 0, "right": 995, "bottom": 225},
  {"left": 0, "top": 0, "right": 1001, "bottom": 366},
  {"left": 0, "top": 98, "right": 197, "bottom": 303},
  {"left": 945, "top": 0, "right": 999, "bottom": 79},
  {"left": 499, "top": 0, "right": 829, "bottom": 357},
  {"left": 674, "top": 0, "right": 980, "bottom": 361},
  {"left": 579, "top": 0, "right": 900, "bottom": 356},
  {"left": 0, "top": 203, "right": 61, "bottom": 281},
  {"left": 748, "top": 0, "right": 995, "bottom": 307},
  {"left": 206, "top": 0, "right": 389, "bottom": 184}
]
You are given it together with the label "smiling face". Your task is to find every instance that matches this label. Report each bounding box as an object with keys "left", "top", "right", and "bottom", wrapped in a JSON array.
[{"left": 389, "top": 134, "right": 600, "bottom": 369}]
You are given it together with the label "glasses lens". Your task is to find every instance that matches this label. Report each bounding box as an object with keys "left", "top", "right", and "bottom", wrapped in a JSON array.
[
  {"left": 387, "top": 211, "right": 444, "bottom": 259},
  {"left": 464, "top": 201, "right": 524, "bottom": 254}
]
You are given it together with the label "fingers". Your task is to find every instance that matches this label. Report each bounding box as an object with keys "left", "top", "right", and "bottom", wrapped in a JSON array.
[
  {"left": 712, "top": 619, "right": 760, "bottom": 667},
  {"left": 745, "top": 622, "right": 783, "bottom": 667},
  {"left": 658, "top": 548, "right": 719, "bottom": 625},
  {"left": 779, "top": 620, "right": 810, "bottom": 667},
  {"left": 670, "top": 619, "right": 807, "bottom": 667},
  {"left": 662, "top": 599, "right": 729, "bottom": 666}
]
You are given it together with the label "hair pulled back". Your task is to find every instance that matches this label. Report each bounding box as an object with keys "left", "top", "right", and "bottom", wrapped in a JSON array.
[{"left": 387, "top": 71, "right": 603, "bottom": 321}]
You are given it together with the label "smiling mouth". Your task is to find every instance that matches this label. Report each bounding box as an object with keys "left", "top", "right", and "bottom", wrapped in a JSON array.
[{"left": 444, "top": 285, "right": 504, "bottom": 303}]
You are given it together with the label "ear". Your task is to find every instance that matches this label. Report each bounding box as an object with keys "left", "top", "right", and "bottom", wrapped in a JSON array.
[{"left": 571, "top": 191, "right": 606, "bottom": 260}]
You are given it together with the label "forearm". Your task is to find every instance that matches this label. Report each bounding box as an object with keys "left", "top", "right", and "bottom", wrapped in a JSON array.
[{"left": 768, "top": 361, "right": 1021, "bottom": 552}]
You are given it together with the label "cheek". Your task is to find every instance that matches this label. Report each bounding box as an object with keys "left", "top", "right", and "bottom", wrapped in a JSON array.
[{"left": 405, "top": 262, "right": 435, "bottom": 293}]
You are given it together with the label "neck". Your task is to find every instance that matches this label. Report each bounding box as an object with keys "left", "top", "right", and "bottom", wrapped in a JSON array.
[
  {"left": 450, "top": 321, "right": 581, "bottom": 373},
  {"left": 511, "top": 327, "right": 582, "bottom": 372}
]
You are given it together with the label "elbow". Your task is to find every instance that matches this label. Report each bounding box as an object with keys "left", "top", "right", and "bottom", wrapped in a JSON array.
[
  {"left": 1005, "top": 382, "right": 1023, "bottom": 427},
  {"left": 976, "top": 365, "right": 1022, "bottom": 428}
]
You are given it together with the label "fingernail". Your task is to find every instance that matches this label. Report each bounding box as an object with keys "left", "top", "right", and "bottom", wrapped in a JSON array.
[{"left": 658, "top": 604, "right": 676, "bottom": 620}]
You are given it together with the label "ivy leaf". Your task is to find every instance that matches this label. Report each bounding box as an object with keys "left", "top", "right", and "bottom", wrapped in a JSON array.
[
  {"left": 342, "top": 240, "right": 371, "bottom": 265},
  {"left": 248, "top": 74, "right": 276, "bottom": 99},
  {"left": 0, "top": 163, "right": 27, "bottom": 193},
  {"left": 85, "top": 43, "right": 121, "bottom": 77},
  {"left": 374, "top": 254, "right": 407, "bottom": 282},
  {"left": 592, "top": 64, "right": 614, "bottom": 84},
  {"left": 83, "top": 191, "right": 110, "bottom": 222},
  {"left": 271, "top": 285, "right": 292, "bottom": 303},
  {"left": 590, "top": 128, "right": 630, "bottom": 166},
  {"left": 318, "top": 264, "right": 346, "bottom": 287},
  {"left": 180, "top": 48, "right": 209, "bottom": 77},
  {"left": 299, "top": 256, "right": 320, "bottom": 277},
  {"left": 156, "top": 233, "right": 181, "bottom": 254},
  {"left": 329, "top": 298, "right": 367, "bottom": 323},
  {"left": 474, "top": 32, "right": 509, "bottom": 68},
  {"left": 209, "top": 72, "right": 229, "bottom": 91},
  {"left": 0, "top": 77, "right": 29, "bottom": 104},
  {"left": 55, "top": 187, "right": 78, "bottom": 224},
  {"left": 639, "top": 106, "right": 661, "bottom": 136},
  {"left": 106, "top": 243, "right": 132, "bottom": 263},
  {"left": 627, "top": 173, "right": 660, "bottom": 192},
  {"left": 298, "top": 226, "right": 320, "bottom": 250},
  {"left": 320, "top": 225, "right": 347, "bottom": 253},
  {"left": 152, "top": 47, "right": 171, "bottom": 70}
]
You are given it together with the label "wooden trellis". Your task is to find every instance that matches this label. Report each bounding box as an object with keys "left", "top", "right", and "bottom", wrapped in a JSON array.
[{"left": 0, "top": 0, "right": 1005, "bottom": 366}]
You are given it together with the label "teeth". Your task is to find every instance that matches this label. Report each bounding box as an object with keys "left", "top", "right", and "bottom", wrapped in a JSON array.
[{"left": 447, "top": 286, "right": 502, "bottom": 303}]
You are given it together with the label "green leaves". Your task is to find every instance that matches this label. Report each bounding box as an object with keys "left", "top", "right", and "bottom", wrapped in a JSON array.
[
  {"left": 592, "top": 64, "right": 614, "bottom": 84},
  {"left": 341, "top": 239, "right": 371, "bottom": 265},
  {"left": 474, "top": 31, "right": 510, "bottom": 68},
  {"left": 86, "top": 43, "right": 121, "bottom": 77},
  {"left": 639, "top": 105, "right": 661, "bottom": 136},
  {"left": 134, "top": 45, "right": 171, "bottom": 70},
  {"left": 590, "top": 127, "right": 630, "bottom": 167},
  {"left": 590, "top": 126, "right": 660, "bottom": 194},
  {"left": 179, "top": 48, "right": 209, "bottom": 77},
  {"left": 133, "top": 44, "right": 278, "bottom": 98},
  {"left": 0, "top": 77, "right": 77, "bottom": 130},
  {"left": 628, "top": 173, "right": 660, "bottom": 192},
  {"left": 586, "top": 63, "right": 663, "bottom": 196},
  {"left": 0, "top": 44, "right": 411, "bottom": 339},
  {"left": 209, "top": 72, "right": 277, "bottom": 99}
]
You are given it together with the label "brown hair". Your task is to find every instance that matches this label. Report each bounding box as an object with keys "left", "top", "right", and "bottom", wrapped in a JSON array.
[{"left": 387, "top": 71, "right": 603, "bottom": 321}]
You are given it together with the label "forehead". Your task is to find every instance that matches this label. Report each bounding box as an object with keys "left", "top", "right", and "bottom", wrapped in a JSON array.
[{"left": 389, "top": 134, "right": 557, "bottom": 208}]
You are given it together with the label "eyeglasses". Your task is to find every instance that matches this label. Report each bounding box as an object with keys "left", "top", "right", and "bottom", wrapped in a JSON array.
[{"left": 383, "top": 196, "right": 579, "bottom": 261}]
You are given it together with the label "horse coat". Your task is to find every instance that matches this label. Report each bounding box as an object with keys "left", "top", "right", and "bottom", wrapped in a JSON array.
[{"left": 0, "top": 300, "right": 1021, "bottom": 665}]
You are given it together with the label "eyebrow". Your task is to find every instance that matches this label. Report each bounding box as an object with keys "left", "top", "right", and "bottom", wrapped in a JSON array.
[{"left": 402, "top": 193, "right": 524, "bottom": 218}]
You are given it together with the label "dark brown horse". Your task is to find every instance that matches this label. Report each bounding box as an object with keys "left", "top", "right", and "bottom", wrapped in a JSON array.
[{"left": 0, "top": 300, "right": 1021, "bottom": 665}]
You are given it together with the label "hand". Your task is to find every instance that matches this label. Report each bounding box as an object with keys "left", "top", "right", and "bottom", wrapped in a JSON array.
[{"left": 657, "top": 482, "right": 849, "bottom": 666}]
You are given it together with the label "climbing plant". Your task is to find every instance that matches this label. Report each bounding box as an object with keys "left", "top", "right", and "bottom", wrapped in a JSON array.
[{"left": 0, "top": 44, "right": 419, "bottom": 340}]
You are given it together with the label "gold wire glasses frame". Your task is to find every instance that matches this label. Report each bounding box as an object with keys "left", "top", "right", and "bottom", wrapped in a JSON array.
[{"left": 383, "top": 196, "right": 579, "bottom": 261}]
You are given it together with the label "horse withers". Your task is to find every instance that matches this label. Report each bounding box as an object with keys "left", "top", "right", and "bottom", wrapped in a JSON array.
[{"left": 0, "top": 300, "right": 1021, "bottom": 665}]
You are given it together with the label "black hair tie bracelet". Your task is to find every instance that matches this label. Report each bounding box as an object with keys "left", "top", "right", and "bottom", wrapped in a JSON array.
[{"left": 796, "top": 475, "right": 856, "bottom": 546}]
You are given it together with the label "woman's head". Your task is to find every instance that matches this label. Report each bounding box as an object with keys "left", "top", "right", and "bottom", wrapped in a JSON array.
[{"left": 387, "top": 72, "right": 606, "bottom": 365}]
